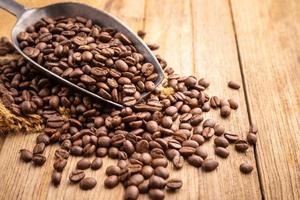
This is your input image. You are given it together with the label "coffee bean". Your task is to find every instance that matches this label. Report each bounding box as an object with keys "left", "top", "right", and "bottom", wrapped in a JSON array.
[
  {"left": 250, "top": 124, "right": 258, "bottom": 134},
  {"left": 20, "top": 149, "right": 33, "bottom": 162},
  {"left": 166, "top": 178, "right": 183, "bottom": 190},
  {"left": 224, "top": 133, "right": 239, "bottom": 143},
  {"left": 214, "top": 124, "right": 225, "bottom": 136},
  {"left": 53, "top": 158, "right": 67, "bottom": 172},
  {"left": 90, "top": 158, "right": 103, "bottom": 170},
  {"left": 79, "top": 177, "right": 97, "bottom": 190},
  {"left": 215, "top": 147, "right": 230, "bottom": 158},
  {"left": 228, "top": 98, "right": 238, "bottom": 109},
  {"left": 228, "top": 81, "right": 240, "bottom": 90},
  {"left": 203, "top": 119, "right": 216, "bottom": 128},
  {"left": 240, "top": 163, "right": 253, "bottom": 174},
  {"left": 152, "top": 158, "right": 168, "bottom": 168},
  {"left": 32, "top": 154, "right": 46, "bottom": 166},
  {"left": 235, "top": 140, "right": 249, "bottom": 152},
  {"left": 247, "top": 133, "right": 257, "bottom": 145},
  {"left": 214, "top": 136, "right": 229, "bottom": 148},
  {"left": 127, "top": 174, "right": 144, "bottom": 186},
  {"left": 33, "top": 143, "right": 46, "bottom": 154},
  {"left": 210, "top": 96, "right": 220, "bottom": 108},
  {"left": 166, "top": 149, "right": 180, "bottom": 160},
  {"left": 202, "top": 127, "right": 215, "bottom": 139},
  {"left": 115, "top": 60, "right": 129, "bottom": 72},
  {"left": 198, "top": 78, "right": 210, "bottom": 88},
  {"left": 55, "top": 148, "right": 69, "bottom": 159},
  {"left": 202, "top": 159, "right": 218, "bottom": 172},
  {"left": 149, "top": 175, "right": 166, "bottom": 189},
  {"left": 154, "top": 166, "right": 169, "bottom": 179},
  {"left": 220, "top": 106, "right": 231, "bottom": 117},
  {"left": 76, "top": 158, "right": 91, "bottom": 170},
  {"left": 70, "top": 146, "right": 83, "bottom": 156},
  {"left": 124, "top": 185, "right": 139, "bottom": 200},
  {"left": 141, "top": 165, "right": 154, "bottom": 179},
  {"left": 51, "top": 171, "right": 62, "bottom": 186},
  {"left": 149, "top": 189, "right": 165, "bottom": 200},
  {"left": 69, "top": 170, "right": 85, "bottom": 182},
  {"left": 187, "top": 155, "right": 203, "bottom": 167},
  {"left": 195, "top": 146, "right": 208, "bottom": 159},
  {"left": 138, "top": 180, "right": 149, "bottom": 193},
  {"left": 106, "top": 165, "right": 121, "bottom": 176},
  {"left": 173, "top": 155, "right": 184, "bottom": 169},
  {"left": 179, "top": 146, "right": 195, "bottom": 157},
  {"left": 104, "top": 175, "right": 119, "bottom": 188}
]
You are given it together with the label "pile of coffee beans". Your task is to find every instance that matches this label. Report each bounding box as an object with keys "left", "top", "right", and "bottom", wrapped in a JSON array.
[
  {"left": 17, "top": 16, "right": 159, "bottom": 106},
  {"left": 0, "top": 15, "right": 258, "bottom": 200}
]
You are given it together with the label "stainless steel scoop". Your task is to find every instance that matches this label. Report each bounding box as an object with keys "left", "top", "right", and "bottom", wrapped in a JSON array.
[{"left": 0, "top": 0, "right": 164, "bottom": 108}]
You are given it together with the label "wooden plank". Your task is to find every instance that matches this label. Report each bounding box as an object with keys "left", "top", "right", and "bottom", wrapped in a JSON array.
[
  {"left": 0, "top": 0, "right": 145, "bottom": 199},
  {"left": 231, "top": 0, "right": 300, "bottom": 199},
  {"left": 144, "top": 0, "right": 261, "bottom": 199}
]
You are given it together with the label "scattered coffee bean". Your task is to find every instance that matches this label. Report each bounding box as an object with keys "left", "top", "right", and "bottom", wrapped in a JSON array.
[
  {"left": 166, "top": 178, "right": 183, "bottom": 190},
  {"left": 214, "top": 136, "right": 229, "bottom": 148},
  {"left": 69, "top": 170, "right": 85, "bottom": 182},
  {"left": 79, "top": 177, "right": 97, "bottom": 190},
  {"left": 235, "top": 140, "right": 249, "bottom": 152},
  {"left": 124, "top": 185, "right": 139, "bottom": 200},
  {"left": 228, "top": 98, "right": 238, "bottom": 109},
  {"left": 91, "top": 158, "right": 103, "bottom": 170},
  {"left": 215, "top": 147, "right": 230, "bottom": 158},
  {"left": 240, "top": 163, "right": 253, "bottom": 174},
  {"left": 32, "top": 154, "right": 46, "bottom": 166},
  {"left": 104, "top": 175, "right": 119, "bottom": 188},
  {"left": 149, "top": 189, "right": 165, "bottom": 200},
  {"left": 76, "top": 158, "right": 91, "bottom": 170},
  {"left": 228, "top": 81, "right": 240, "bottom": 90},
  {"left": 202, "top": 159, "right": 219, "bottom": 172},
  {"left": 220, "top": 106, "right": 231, "bottom": 117},
  {"left": 20, "top": 149, "right": 33, "bottom": 162},
  {"left": 51, "top": 171, "right": 62, "bottom": 186},
  {"left": 247, "top": 133, "right": 257, "bottom": 145}
]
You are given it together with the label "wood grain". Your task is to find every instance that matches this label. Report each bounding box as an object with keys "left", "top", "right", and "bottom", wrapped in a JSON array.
[{"left": 231, "top": 0, "right": 300, "bottom": 199}]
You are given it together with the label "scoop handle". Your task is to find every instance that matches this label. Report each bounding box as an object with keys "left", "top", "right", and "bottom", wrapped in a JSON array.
[{"left": 0, "top": 0, "right": 26, "bottom": 18}]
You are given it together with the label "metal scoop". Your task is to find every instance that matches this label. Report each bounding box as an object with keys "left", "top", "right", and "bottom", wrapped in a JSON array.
[{"left": 0, "top": 0, "right": 164, "bottom": 108}]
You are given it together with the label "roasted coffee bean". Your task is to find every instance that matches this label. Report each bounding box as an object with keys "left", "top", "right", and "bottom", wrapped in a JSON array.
[
  {"left": 106, "top": 165, "right": 121, "bottom": 176},
  {"left": 215, "top": 147, "right": 230, "bottom": 158},
  {"left": 195, "top": 146, "right": 208, "bottom": 159},
  {"left": 79, "top": 177, "right": 97, "bottom": 190},
  {"left": 51, "top": 171, "right": 62, "bottom": 186},
  {"left": 76, "top": 158, "right": 91, "bottom": 170},
  {"left": 202, "top": 159, "right": 219, "bottom": 172},
  {"left": 138, "top": 180, "right": 149, "bottom": 193},
  {"left": 214, "top": 124, "right": 225, "bottom": 136},
  {"left": 179, "top": 146, "right": 196, "bottom": 157},
  {"left": 228, "top": 81, "right": 240, "bottom": 90},
  {"left": 210, "top": 96, "right": 220, "bottom": 108},
  {"left": 235, "top": 140, "right": 249, "bottom": 152},
  {"left": 191, "top": 134, "right": 205, "bottom": 145},
  {"left": 166, "top": 178, "right": 183, "bottom": 190},
  {"left": 20, "top": 149, "right": 33, "bottom": 162},
  {"left": 91, "top": 157, "right": 103, "bottom": 170},
  {"left": 228, "top": 98, "right": 238, "bottom": 109},
  {"left": 69, "top": 170, "right": 85, "bottom": 182},
  {"left": 224, "top": 133, "right": 239, "bottom": 143},
  {"left": 53, "top": 158, "right": 67, "bottom": 172},
  {"left": 173, "top": 155, "right": 184, "bottom": 169},
  {"left": 104, "top": 175, "right": 119, "bottom": 188},
  {"left": 202, "top": 127, "right": 215, "bottom": 139},
  {"left": 70, "top": 146, "right": 83, "bottom": 156},
  {"left": 203, "top": 119, "right": 216, "bottom": 128},
  {"left": 240, "top": 163, "right": 253, "bottom": 174},
  {"left": 247, "top": 133, "right": 257, "bottom": 145},
  {"left": 149, "top": 175, "right": 167, "bottom": 189},
  {"left": 154, "top": 166, "right": 169, "bottom": 179},
  {"left": 152, "top": 158, "right": 168, "bottom": 168},
  {"left": 33, "top": 143, "right": 46, "bottom": 154},
  {"left": 55, "top": 148, "right": 69, "bottom": 159},
  {"left": 187, "top": 154, "right": 203, "bottom": 167},
  {"left": 220, "top": 106, "right": 231, "bottom": 117},
  {"left": 149, "top": 189, "right": 165, "bottom": 200},
  {"left": 124, "top": 185, "right": 139, "bottom": 200},
  {"left": 141, "top": 165, "right": 154, "bottom": 179},
  {"left": 166, "top": 149, "right": 180, "bottom": 160},
  {"left": 127, "top": 174, "right": 144, "bottom": 186},
  {"left": 32, "top": 154, "right": 46, "bottom": 166},
  {"left": 214, "top": 136, "right": 229, "bottom": 148},
  {"left": 198, "top": 78, "right": 210, "bottom": 88}
]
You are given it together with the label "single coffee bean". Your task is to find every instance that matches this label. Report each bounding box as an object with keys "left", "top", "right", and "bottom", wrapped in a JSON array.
[
  {"left": 32, "top": 154, "right": 46, "bottom": 166},
  {"left": 20, "top": 149, "right": 33, "bottom": 162},
  {"left": 70, "top": 146, "right": 83, "bottom": 156},
  {"left": 191, "top": 134, "right": 205, "bottom": 145},
  {"left": 138, "top": 180, "right": 149, "bottom": 194},
  {"left": 115, "top": 60, "right": 129, "bottom": 72},
  {"left": 215, "top": 147, "right": 230, "bottom": 158},
  {"left": 166, "top": 178, "right": 183, "bottom": 190},
  {"left": 124, "top": 185, "right": 139, "bottom": 200},
  {"left": 195, "top": 146, "right": 208, "bottom": 159},
  {"left": 247, "top": 133, "right": 257, "bottom": 145},
  {"left": 151, "top": 158, "right": 168, "bottom": 168},
  {"left": 198, "top": 78, "right": 210, "bottom": 88},
  {"left": 203, "top": 119, "right": 216, "bottom": 128},
  {"left": 126, "top": 174, "right": 144, "bottom": 186},
  {"left": 220, "top": 106, "right": 231, "bottom": 117},
  {"left": 54, "top": 148, "right": 69, "bottom": 159},
  {"left": 202, "top": 159, "right": 218, "bottom": 172},
  {"left": 210, "top": 96, "right": 220, "bottom": 108},
  {"left": 179, "top": 146, "right": 196, "bottom": 157},
  {"left": 51, "top": 171, "right": 62, "bottom": 186},
  {"left": 53, "top": 158, "right": 67, "bottom": 172},
  {"left": 104, "top": 175, "right": 119, "bottom": 188},
  {"left": 240, "top": 163, "right": 254, "bottom": 174},
  {"left": 214, "top": 124, "right": 225, "bottom": 136},
  {"left": 187, "top": 154, "right": 203, "bottom": 167},
  {"left": 173, "top": 155, "right": 184, "bottom": 169},
  {"left": 148, "top": 175, "right": 167, "bottom": 189},
  {"left": 228, "top": 98, "right": 238, "bottom": 109},
  {"left": 214, "top": 136, "right": 229, "bottom": 148},
  {"left": 228, "top": 80, "right": 240, "bottom": 90},
  {"left": 33, "top": 143, "right": 46, "bottom": 154},
  {"left": 76, "top": 158, "right": 91, "bottom": 170},
  {"left": 91, "top": 157, "right": 103, "bottom": 170},
  {"left": 154, "top": 166, "right": 169, "bottom": 179},
  {"left": 146, "top": 120, "right": 158, "bottom": 133},
  {"left": 79, "top": 177, "right": 97, "bottom": 190},
  {"left": 166, "top": 149, "right": 180, "bottom": 161},
  {"left": 141, "top": 165, "right": 154, "bottom": 179},
  {"left": 69, "top": 170, "right": 85, "bottom": 182},
  {"left": 235, "top": 140, "right": 249, "bottom": 152},
  {"left": 202, "top": 127, "right": 215, "bottom": 139},
  {"left": 224, "top": 133, "right": 239, "bottom": 143},
  {"left": 149, "top": 189, "right": 165, "bottom": 200},
  {"left": 106, "top": 165, "right": 121, "bottom": 176}
]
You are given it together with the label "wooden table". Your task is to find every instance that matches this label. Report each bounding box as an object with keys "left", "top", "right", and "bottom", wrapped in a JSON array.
[{"left": 0, "top": 0, "right": 299, "bottom": 199}]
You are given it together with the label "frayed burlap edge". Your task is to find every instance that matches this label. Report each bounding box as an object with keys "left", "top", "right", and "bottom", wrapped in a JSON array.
[{"left": 0, "top": 101, "right": 42, "bottom": 135}]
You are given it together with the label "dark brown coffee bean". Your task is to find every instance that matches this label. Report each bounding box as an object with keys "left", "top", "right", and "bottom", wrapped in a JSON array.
[
  {"left": 195, "top": 146, "right": 208, "bottom": 159},
  {"left": 23, "top": 47, "right": 40, "bottom": 58},
  {"left": 141, "top": 165, "right": 154, "bottom": 179},
  {"left": 127, "top": 174, "right": 144, "bottom": 186},
  {"left": 76, "top": 158, "right": 91, "bottom": 170},
  {"left": 165, "top": 106, "right": 178, "bottom": 116},
  {"left": 179, "top": 146, "right": 195, "bottom": 157},
  {"left": 115, "top": 59, "right": 129, "bottom": 72},
  {"left": 173, "top": 155, "right": 184, "bottom": 169},
  {"left": 106, "top": 165, "right": 121, "bottom": 176},
  {"left": 70, "top": 146, "right": 83, "bottom": 156},
  {"left": 149, "top": 175, "right": 167, "bottom": 189},
  {"left": 20, "top": 149, "right": 33, "bottom": 162},
  {"left": 152, "top": 158, "right": 168, "bottom": 168},
  {"left": 214, "top": 137, "right": 229, "bottom": 148},
  {"left": 203, "top": 119, "right": 216, "bottom": 128},
  {"left": 228, "top": 80, "right": 240, "bottom": 90},
  {"left": 166, "top": 149, "right": 180, "bottom": 160},
  {"left": 220, "top": 106, "right": 231, "bottom": 117},
  {"left": 149, "top": 189, "right": 165, "bottom": 200},
  {"left": 36, "top": 134, "right": 50, "bottom": 145},
  {"left": 154, "top": 166, "right": 169, "bottom": 179},
  {"left": 32, "top": 154, "right": 46, "bottom": 166},
  {"left": 191, "top": 134, "right": 205, "bottom": 145},
  {"left": 185, "top": 76, "right": 197, "bottom": 87},
  {"left": 202, "top": 159, "right": 218, "bottom": 172},
  {"left": 214, "top": 124, "right": 225, "bottom": 136},
  {"left": 91, "top": 158, "right": 103, "bottom": 170},
  {"left": 53, "top": 158, "right": 67, "bottom": 172},
  {"left": 247, "top": 133, "right": 257, "bottom": 145},
  {"left": 224, "top": 133, "right": 239, "bottom": 143},
  {"left": 228, "top": 98, "right": 238, "bottom": 109},
  {"left": 198, "top": 78, "right": 210, "bottom": 88},
  {"left": 235, "top": 140, "right": 249, "bottom": 152},
  {"left": 215, "top": 147, "right": 230, "bottom": 158},
  {"left": 210, "top": 96, "right": 220, "bottom": 108},
  {"left": 104, "top": 175, "right": 119, "bottom": 188},
  {"left": 182, "top": 140, "right": 199, "bottom": 148},
  {"left": 187, "top": 154, "right": 203, "bottom": 167},
  {"left": 51, "top": 171, "right": 62, "bottom": 186},
  {"left": 138, "top": 180, "right": 149, "bottom": 193},
  {"left": 124, "top": 185, "right": 139, "bottom": 200},
  {"left": 55, "top": 148, "right": 69, "bottom": 159},
  {"left": 240, "top": 163, "right": 254, "bottom": 174},
  {"left": 166, "top": 178, "right": 183, "bottom": 190},
  {"left": 69, "top": 170, "right": 85, "bottom": 182},
  {"left": 33, "top": 143, "right": 46, "bottom": 154},
  {"left": 79, "top": 177, "right": 97, "bottom": 190},
  {"left": 202, "top": 127, "right": 215, "bottom": 139}
]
